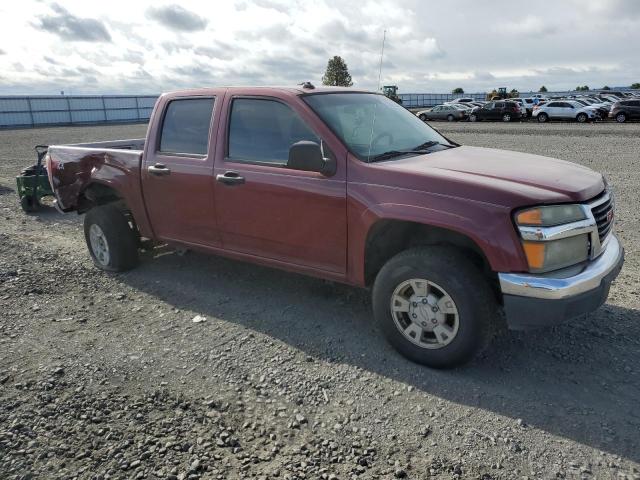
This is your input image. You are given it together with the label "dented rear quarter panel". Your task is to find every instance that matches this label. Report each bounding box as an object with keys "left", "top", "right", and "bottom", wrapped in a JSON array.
[{"left": 46, "top": 145, "right": 154, "bottom": 238}]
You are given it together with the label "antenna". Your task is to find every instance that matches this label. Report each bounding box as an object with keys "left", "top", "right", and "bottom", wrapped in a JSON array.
[
  {"left": 377, "top": 29, "right": 386, "bottom": 91},
  {"left": 367, "top": 29, "right": 386, "bottom": 162}
]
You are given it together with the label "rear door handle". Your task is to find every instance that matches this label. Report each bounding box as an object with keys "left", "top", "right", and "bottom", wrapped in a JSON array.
[
  {"left": 216, "top": 171, "right": 245, "bottom": 186},
  {"left": 148, "top": 163, "right": 171, "bottom": 176}
]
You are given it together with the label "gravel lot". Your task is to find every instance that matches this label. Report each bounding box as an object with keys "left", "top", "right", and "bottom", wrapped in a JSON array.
[{"left": 1, "top": 122, "right": 639, "bottom": 480}]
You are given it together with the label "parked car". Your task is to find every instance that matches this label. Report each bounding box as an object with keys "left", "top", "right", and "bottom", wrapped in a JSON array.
[
  {"left": 469, "top": 101, "right": 524, "bottom": 122},
  {"left": 510, "top": 98, "right": 536, "bottom": 116},
  {"left": 446, "top": 97, "right": 476, "bottom": 104},
  {"left": 416, "top": 104, "right": 469, "bottom": 121},
  {"left": 532, "top": 100, "right": 599, "bottom": 123},
  {"left": 45, "top": 85, "right": 624, "bottom": 368},
  {"left": 609, "top": 99, "right": 640, "bottom": 122},
  {"left": 573, "top": 98, "right": 609, "bottom": 118}
]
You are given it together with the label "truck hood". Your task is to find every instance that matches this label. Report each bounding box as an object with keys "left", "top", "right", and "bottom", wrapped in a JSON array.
[{"left": 371, "top": 146, "right": 605, "bottom": 207}]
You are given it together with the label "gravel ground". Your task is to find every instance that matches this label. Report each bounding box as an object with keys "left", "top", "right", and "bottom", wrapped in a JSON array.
[{"left": 1, "top": 122, "right": 639, "bottom": 480}]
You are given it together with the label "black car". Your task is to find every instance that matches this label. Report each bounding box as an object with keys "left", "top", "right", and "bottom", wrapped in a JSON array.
[
  {"left": 609, "top": 99, "right": 640, "bottom": 122},
  {"left": 469, "top": 101, "right": 524, "bottom": 122}
]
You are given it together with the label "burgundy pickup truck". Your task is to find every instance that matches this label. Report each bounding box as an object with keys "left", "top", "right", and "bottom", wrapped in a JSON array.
[{"left": 46, "top": 85, "right": 624, "bottom": 368}]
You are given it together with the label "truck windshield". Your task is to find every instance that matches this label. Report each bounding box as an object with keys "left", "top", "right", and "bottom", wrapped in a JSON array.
[{"left": 304, "top": 93, "right": 452, "bottom": 162}]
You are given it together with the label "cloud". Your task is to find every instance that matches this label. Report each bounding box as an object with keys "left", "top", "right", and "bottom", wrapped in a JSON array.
[
  {"left": 472, "top": 71, "right": 496, "bottom": 81},
  {"left": 146, "top": 5, "right": 208, "bottom": 32},
  {"left": 36, "top": 3, "right": 111, "bottom": 42},
  {"left": 0, "top": 48, "right": 5, "bottom": 55},
  {"left": 194, "top": 44, "right": 237, "bottom": 61},
  {"left": 502, "top": 15, "right": 558, "bottom": 36}
]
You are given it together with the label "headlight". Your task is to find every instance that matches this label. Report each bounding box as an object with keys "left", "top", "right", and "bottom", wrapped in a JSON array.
[
  {"left": 521, "top": 234, "right": 590, "bottom": 272},
  {"left": 515, "top": 204, "right": 590, "bottom": 272},
  {"left": 515, "top": 204, "right": 586, "bottom": 227}
]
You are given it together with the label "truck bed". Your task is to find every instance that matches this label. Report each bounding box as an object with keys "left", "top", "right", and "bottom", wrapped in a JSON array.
[{"left": 46, "top": 138, "right": 146, "bottom": 213}]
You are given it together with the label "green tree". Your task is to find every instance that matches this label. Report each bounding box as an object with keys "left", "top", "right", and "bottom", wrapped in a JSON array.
[
  {"left": 322, "top": 56, "right": 353, "bottom": 87},
  {"left": 576, "top": 85, "right": 590, "bottom": 91},
  {"left": 602, "top": 85, "right": 611, "bottom": 90},
  {"left": 539, "top": 85, "right": 548, "bottom": 92},
  {"left": 509, "top": 88, "right": 519, "bottom": 97},
  {"left": 630, "top": 82, "right": 640, "bottom": 89},
  {"left": 452, "top": 87, "right": 464, "bottom": 94}
]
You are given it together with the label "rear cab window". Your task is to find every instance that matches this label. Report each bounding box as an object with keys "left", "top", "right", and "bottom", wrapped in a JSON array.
[{"left": 159, "top": 98, "right": 215, "bottom": 156}]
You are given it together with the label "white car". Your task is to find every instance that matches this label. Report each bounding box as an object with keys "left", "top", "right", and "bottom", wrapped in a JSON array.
[
  {"left": 532, "top": 100, "right": 599, "bottom": 123},
  {"left": 446, "top": 97, "right": 475, "bottom": 104}
]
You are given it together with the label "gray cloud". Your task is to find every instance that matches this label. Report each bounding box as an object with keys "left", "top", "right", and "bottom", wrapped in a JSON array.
[
  {"left": 37, "top": 3, "right": 111, "bottom": 42},
  {"left": 0, "top": 48, "right": 6, "bottom": 55},
  {"left": 146, "top": 5, "right": 208, "bottom": 32},
  {"left": 194, "top": 44, "right": 237, "bottom": 61}
]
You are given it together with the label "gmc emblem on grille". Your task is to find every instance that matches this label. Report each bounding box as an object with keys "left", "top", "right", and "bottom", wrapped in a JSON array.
[{"left": 607, "top": 209, "right": 614, "bottom": 223}]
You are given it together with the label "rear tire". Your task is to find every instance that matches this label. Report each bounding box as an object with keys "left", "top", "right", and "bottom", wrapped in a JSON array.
[
  {"left": 372, "top": 246, "right": 498, "bottom": 368},
  {"left": 83, "top": 204, "right": 139, "bottom": 271},
  {"left": 615, "top": 113, "right": 626, "bottom": 123},
  {"left": 469, "top": 114, "right": 477, "bottom": 122},
  {"left": 537, "top": 113, "right": 548, "bottom": 123},
  {"left": 502, "top": 113, "right": 511, "bottom": 122},
  {"left": 20, "top": 195, "right": 39, "bottom": 213},
  {"left": 419, "top": 114, "right": 427, "bottom": 121}
]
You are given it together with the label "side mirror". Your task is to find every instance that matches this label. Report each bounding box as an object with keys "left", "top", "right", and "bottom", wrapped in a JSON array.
[{"left": 287, "top": 141, "right": 336, "bottom": 176}]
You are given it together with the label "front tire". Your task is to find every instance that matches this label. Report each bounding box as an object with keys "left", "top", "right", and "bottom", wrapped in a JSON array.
[
  {"left": 576, "top": 113, "right": 588, "bottom": 123},
  {"left": 502, "top": 113, "right": 511, "bottom": 122},
  {"left": 469, "top": 114, "right": 477, "bottom": 122},
  {"left": 615, "top": 113, "right": 626, "bottom": 123},
  {"left": 372, "top": 247, "right": 497, "bottom": 368},
  {"left": 84, "top": 204, "right": 139, "bottom": 271},
  {"left": 447, "top": 114, "right": 455, "bottom": 122}
]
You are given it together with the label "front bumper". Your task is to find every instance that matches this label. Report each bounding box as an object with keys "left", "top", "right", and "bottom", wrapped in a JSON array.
[{"left": 498, "top": 234, "right": 624, "bottom": 330}]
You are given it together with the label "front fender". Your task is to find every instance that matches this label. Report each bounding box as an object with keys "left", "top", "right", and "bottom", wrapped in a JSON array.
[{"left": 347, "top": 198, "right": 528, "bottom": 285}]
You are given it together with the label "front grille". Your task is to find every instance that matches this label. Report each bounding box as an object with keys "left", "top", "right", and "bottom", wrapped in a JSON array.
[{"left": 590, "top": 192, "right": 614, "bottom": 242}]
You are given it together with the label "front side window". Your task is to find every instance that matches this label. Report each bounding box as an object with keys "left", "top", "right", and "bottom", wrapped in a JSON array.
[
  {"left": 228, "top": 98, "right": 318, "bottom": 164},
  {"left": 159, "top": 98, "right": 214, "bottom": 156},
  {"left": 303, "top": 93, "right": 450, "bottom": 161}
]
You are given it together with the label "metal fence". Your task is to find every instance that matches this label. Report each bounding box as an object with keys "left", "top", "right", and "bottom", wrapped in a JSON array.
[{"left": 0, "top": 95, "right": 159, "bottom": 129}]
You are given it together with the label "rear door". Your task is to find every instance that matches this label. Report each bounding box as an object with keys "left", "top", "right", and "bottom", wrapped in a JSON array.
[
  {"left": 629, "top": 100, "right": 640, "bottom": 119},
  {"left": 142, "top": 95, "right": 222, "bottom": 247},
  {"left": 213, "top": 94, "right": 347, "bottom": 274},
  {"left": 429, "top": 106, "right": 442, "bottom": 120},
  {"left": 479, "top": 102, "right": 495, "bottom": 120}
]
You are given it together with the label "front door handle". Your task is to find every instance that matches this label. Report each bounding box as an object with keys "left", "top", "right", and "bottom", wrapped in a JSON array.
[
  {"left": 216, "top": 171, "right": 245, "bottom": 186},
  {"left": 148, "top": 163, "right": 171, "bottom": 176}
]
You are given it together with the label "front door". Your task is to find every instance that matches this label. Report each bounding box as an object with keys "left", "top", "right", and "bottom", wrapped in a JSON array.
[
  {"left": 142, "top": 96, "right": 222, "bottom": 247},
  {"left": 213, "top": 96, "right": 347, "bottom": 274}
]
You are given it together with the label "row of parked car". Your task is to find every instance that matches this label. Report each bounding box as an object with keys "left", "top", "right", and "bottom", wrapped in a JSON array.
[{"left": 415, "top": 91, "right": 640, "bottom": 124}]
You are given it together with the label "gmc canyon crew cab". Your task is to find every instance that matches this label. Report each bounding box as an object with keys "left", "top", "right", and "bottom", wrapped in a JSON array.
[{"left": 46, "top": 85, "right": 624, "bottom": 368}]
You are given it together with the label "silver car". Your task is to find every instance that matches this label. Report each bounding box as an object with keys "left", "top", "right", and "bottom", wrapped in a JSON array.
[{"left": 416, "top": 104, "right": 469, "bottom": 122}]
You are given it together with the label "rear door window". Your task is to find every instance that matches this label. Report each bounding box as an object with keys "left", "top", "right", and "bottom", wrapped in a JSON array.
[{"left": 159, "top": 98, "right": 214, "bottom": 156}]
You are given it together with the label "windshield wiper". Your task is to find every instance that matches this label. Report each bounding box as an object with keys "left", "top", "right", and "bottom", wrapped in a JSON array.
[
  {"left": 369, "top": 141, "right": 457, "bottom": 162},
  {"left": 369, "top": 150, "right": 427, "bottom": 162},
  {"left": 413, "top": 140, "right": 455, "bottom": 150}
]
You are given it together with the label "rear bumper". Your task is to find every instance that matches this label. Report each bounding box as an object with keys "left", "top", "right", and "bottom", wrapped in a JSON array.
[{"left": 498, "top": 235, "right": 624, "bottom": 330}]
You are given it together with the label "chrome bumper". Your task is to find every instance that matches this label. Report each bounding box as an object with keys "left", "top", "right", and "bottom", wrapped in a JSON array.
[{"left": 498, "top": 234, "right": 624, "bottom": 300}]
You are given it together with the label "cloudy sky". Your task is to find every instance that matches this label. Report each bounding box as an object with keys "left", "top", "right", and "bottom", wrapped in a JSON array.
[{"left": 0, "top": 0, "right": 639, "bottom": 95}]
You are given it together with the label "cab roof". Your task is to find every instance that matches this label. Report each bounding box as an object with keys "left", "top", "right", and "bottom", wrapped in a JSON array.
[{"left": 163, "top": 85, "right": 375, "bottom": 98}]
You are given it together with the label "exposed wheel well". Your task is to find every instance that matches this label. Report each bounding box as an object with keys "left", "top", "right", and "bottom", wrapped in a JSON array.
[
  {"left": 364, "top": 220, "right": 499, "bottom": 296},
  {"left": 77, "top": 183, "right": 141, "bottom": 239},
  {"left": 77, "top": 183, "right": 124, "bottom": 214}
]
